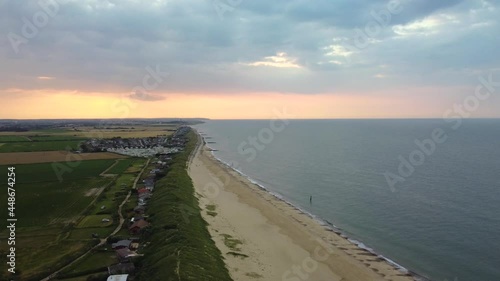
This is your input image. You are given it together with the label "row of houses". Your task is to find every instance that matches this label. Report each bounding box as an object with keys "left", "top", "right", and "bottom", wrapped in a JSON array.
[
  {"left": 81, "top": 136, "right": 170, "bottom": 152},
  {"left": 107, "top": 146, "right": 182, "bottom": 157},
  {"left": 106, "top": 127, "right": 190, "bottom": 281},
  {"left": 82, "top": 126, "right": 190, "bottom": 153},
  {"left": 106, "top": 168, "right": 159, "bottom": 281}
]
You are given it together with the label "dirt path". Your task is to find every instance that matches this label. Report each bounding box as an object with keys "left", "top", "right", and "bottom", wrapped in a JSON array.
[
  {"left": 100, "top": 158, "right": 122, "bottom": 177},
  {"left": 41, "top": 158, "right": 151, "bottom": 281}
]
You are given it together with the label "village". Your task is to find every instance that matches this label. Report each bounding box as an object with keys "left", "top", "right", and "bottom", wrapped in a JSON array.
[
  {"left": 101, "top": 127, "right": 190, "bottom": 281},
  {"left": 80, "top": 126, "right": 190, "bottom": 158}
]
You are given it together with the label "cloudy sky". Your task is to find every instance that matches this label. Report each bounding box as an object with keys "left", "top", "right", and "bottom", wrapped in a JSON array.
[{"left": 0, "top": 0, "right": 499, "bottom": 119}]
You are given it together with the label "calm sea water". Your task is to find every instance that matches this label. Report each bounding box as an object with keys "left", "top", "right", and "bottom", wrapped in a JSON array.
[{"left": 193, "top": 119, "right": 500, "bottom": 281}]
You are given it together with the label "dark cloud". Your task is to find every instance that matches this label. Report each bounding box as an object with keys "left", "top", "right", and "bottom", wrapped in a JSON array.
[{"left": 0, "top": 0, "right": 498, "bottom": 97}]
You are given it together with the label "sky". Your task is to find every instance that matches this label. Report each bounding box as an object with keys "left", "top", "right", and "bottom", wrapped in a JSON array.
[{"left": 0, "top": 0, "right": 499, "bottom": 119}]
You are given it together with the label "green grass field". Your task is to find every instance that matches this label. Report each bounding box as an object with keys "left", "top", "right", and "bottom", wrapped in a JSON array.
[
  {"left": 0, "top": 159, "right": 115, "bottom": 227},
  {"left": 0, "top": 159, "right": 118, "bottom": 281},
  {"left": 0, "top": 135, "right": 30, "bottom": 142},
  {"left": 6, "top": 159, "right": 116, "bottom": 184},
  {"left": 76, "top": 215, "right": 113, "bottom": 228},
  {"left": 2, "top": 179, "right": 110, "bottom": 227},
  {"left": 0, "top": 140, "right": 82, "bottom": 152},
  {"left": 105, "top": 158, "right": 140, "bottom": 174},
  {"left": 0, "top": 161, "right": 116, "bottom": 226},
  {"left": 58, "top": 250, "right": 114, "bottom": 279},
  {"left": 68, "top": 227, "right": 115, "bottom": 241},
  {"left": 28, "top": 135, "right": 87, "bottom": 141}
]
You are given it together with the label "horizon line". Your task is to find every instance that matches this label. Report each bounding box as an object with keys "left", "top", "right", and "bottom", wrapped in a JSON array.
[{"left": 2, "top": 117, "right": 500, "bottom": 121}]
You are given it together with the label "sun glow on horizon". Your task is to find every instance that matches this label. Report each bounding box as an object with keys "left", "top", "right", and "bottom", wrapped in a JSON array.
[{"left": 0, "top": 87, "right": 476, "bottom": 119}]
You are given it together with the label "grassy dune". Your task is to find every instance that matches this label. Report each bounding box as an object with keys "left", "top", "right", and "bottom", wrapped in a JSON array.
[{"left": 136, "top": 130, "right": 232, "bottom": 281}]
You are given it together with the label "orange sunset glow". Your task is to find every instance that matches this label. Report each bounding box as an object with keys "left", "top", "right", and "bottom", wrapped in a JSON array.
[{"left": 0, "top": 88, "right": 471, "bottom": 119}]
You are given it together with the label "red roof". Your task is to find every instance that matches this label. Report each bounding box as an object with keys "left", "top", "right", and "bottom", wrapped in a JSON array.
[{"left": 129, "top": 219, "right": 149, "bottom": 231}]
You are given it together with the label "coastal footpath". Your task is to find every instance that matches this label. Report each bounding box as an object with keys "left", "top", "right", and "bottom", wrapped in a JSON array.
[{"left": 188, "top": 130, "right": 417, "bottom": 281}]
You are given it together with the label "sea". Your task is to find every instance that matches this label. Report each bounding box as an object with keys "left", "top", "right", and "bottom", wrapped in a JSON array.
[{"left": 193, "top": 119, "right": 500, "bottom": 281}]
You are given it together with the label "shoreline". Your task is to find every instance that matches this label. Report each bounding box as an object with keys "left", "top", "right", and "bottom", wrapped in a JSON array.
[
  {"left": 189, "top": 130, "right": 421, "bottom": 281},
  {"left": 206, "top": 148, "right": 428, "bottom": 281}
]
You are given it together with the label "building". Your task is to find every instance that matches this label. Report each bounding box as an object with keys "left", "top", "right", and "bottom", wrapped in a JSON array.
[
  {"left": 129, "top": 219, "right": 150, "bottom": 234},
  {"left": 112, "top": 240, "right": 132, "bottom": 250},
  {"left": 108, "top": 263, "right": 135, "bottom": 275},
  {"left": 137, "top": 188, "right": 149, "bottom": 194},
  {"left": 115, "top": 249, "right": 134, "bottom": 262},
  {"left": 138, "top": 193, "right": 152, "bottom": 200},
  {"left": 107, "top": 274, "right": 129, "bottom": 281},
  {"left": 133, "top": 205, "right": 145, "bottom": 214}
]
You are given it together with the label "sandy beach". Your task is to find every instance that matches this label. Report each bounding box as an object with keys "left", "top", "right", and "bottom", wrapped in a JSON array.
[{"left": 188, "top": 135, "right": 417, "bottom": 281}]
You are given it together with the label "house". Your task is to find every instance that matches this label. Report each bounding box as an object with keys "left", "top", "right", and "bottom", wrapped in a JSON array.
[
  {"left": 115, "top": 248, "right": 133, "bottom": 262},
  {"left": 143, "top": 177, "right": 155, "bottom": 186},
  {"left": 107, "top": 274, "right": 129, "bottom": 281},
  {"left": 144, "top": 184, "right": 154, "bottom": 191},
  {"left": 133, "top": 206, "right": 145, "bottom": 214},
  {"left": 108, "top": 263, "right": 135, "bottom": 275},
  {"left": 139, "top": 193, "right": 152, "bottom": 200},
  {"left": 137, "top": 188, "right": 149, "bottom": 194},
  {"left": 130, "top": 216, "right": 145, "bottom": 224},
  {"left": 129, "top": 219, "right": 149, "bottom": 234},
  {"left": 112, "top": 240, "right": 132, "bottom": 250}
]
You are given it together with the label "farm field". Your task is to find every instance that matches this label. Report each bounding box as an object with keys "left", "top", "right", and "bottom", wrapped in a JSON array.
[
  {"left": 0, "top": 135, "right": 86, "bottom": 142},
  {"left": 68, "top": 126, "right": 175, "bottom": 138},
  {"left": 55, "top": 160, "right": 148, "bottom": 281},
  {"left": 76, "top": 215, "right": 113, "bottom": 228},
  {"left": 0, "top": 128, "right": 72, "bottom": 136},
  {"left": 0, "top": 158, "right": 147, "bottom": 280},
  {"left": 57, "top": 249, "right": 114, "bottom": 279},
  {"left": 0, "top": 123, "right": 180, "bottom": 280},
  {"left": 2, "top": 159, "right": 117, "bottom": 184},
  {"left": 0, "top": 135, "right": 30, "bottom": 142},
  {"left": 28, "top": 135, "right": 88, "bottom": 141},
  {"left": 0, "top": 159, "right": 120, "bottom": 280},
  {"left": 0, "top": 140, "right": 82, "bottom": 152},
  {"left": 103, "top": 158, "right": 139, "bottom": 174},
  {"left": 0, "top": 151, "right": 127, "bottom": 165},
  {"left": 0, "top": 124, "right": 177, "bottom": 138}
]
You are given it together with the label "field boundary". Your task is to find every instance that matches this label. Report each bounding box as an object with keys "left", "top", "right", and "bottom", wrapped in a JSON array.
[{"left": 100, "top": 159, "right": 122, "bottom": 176}]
